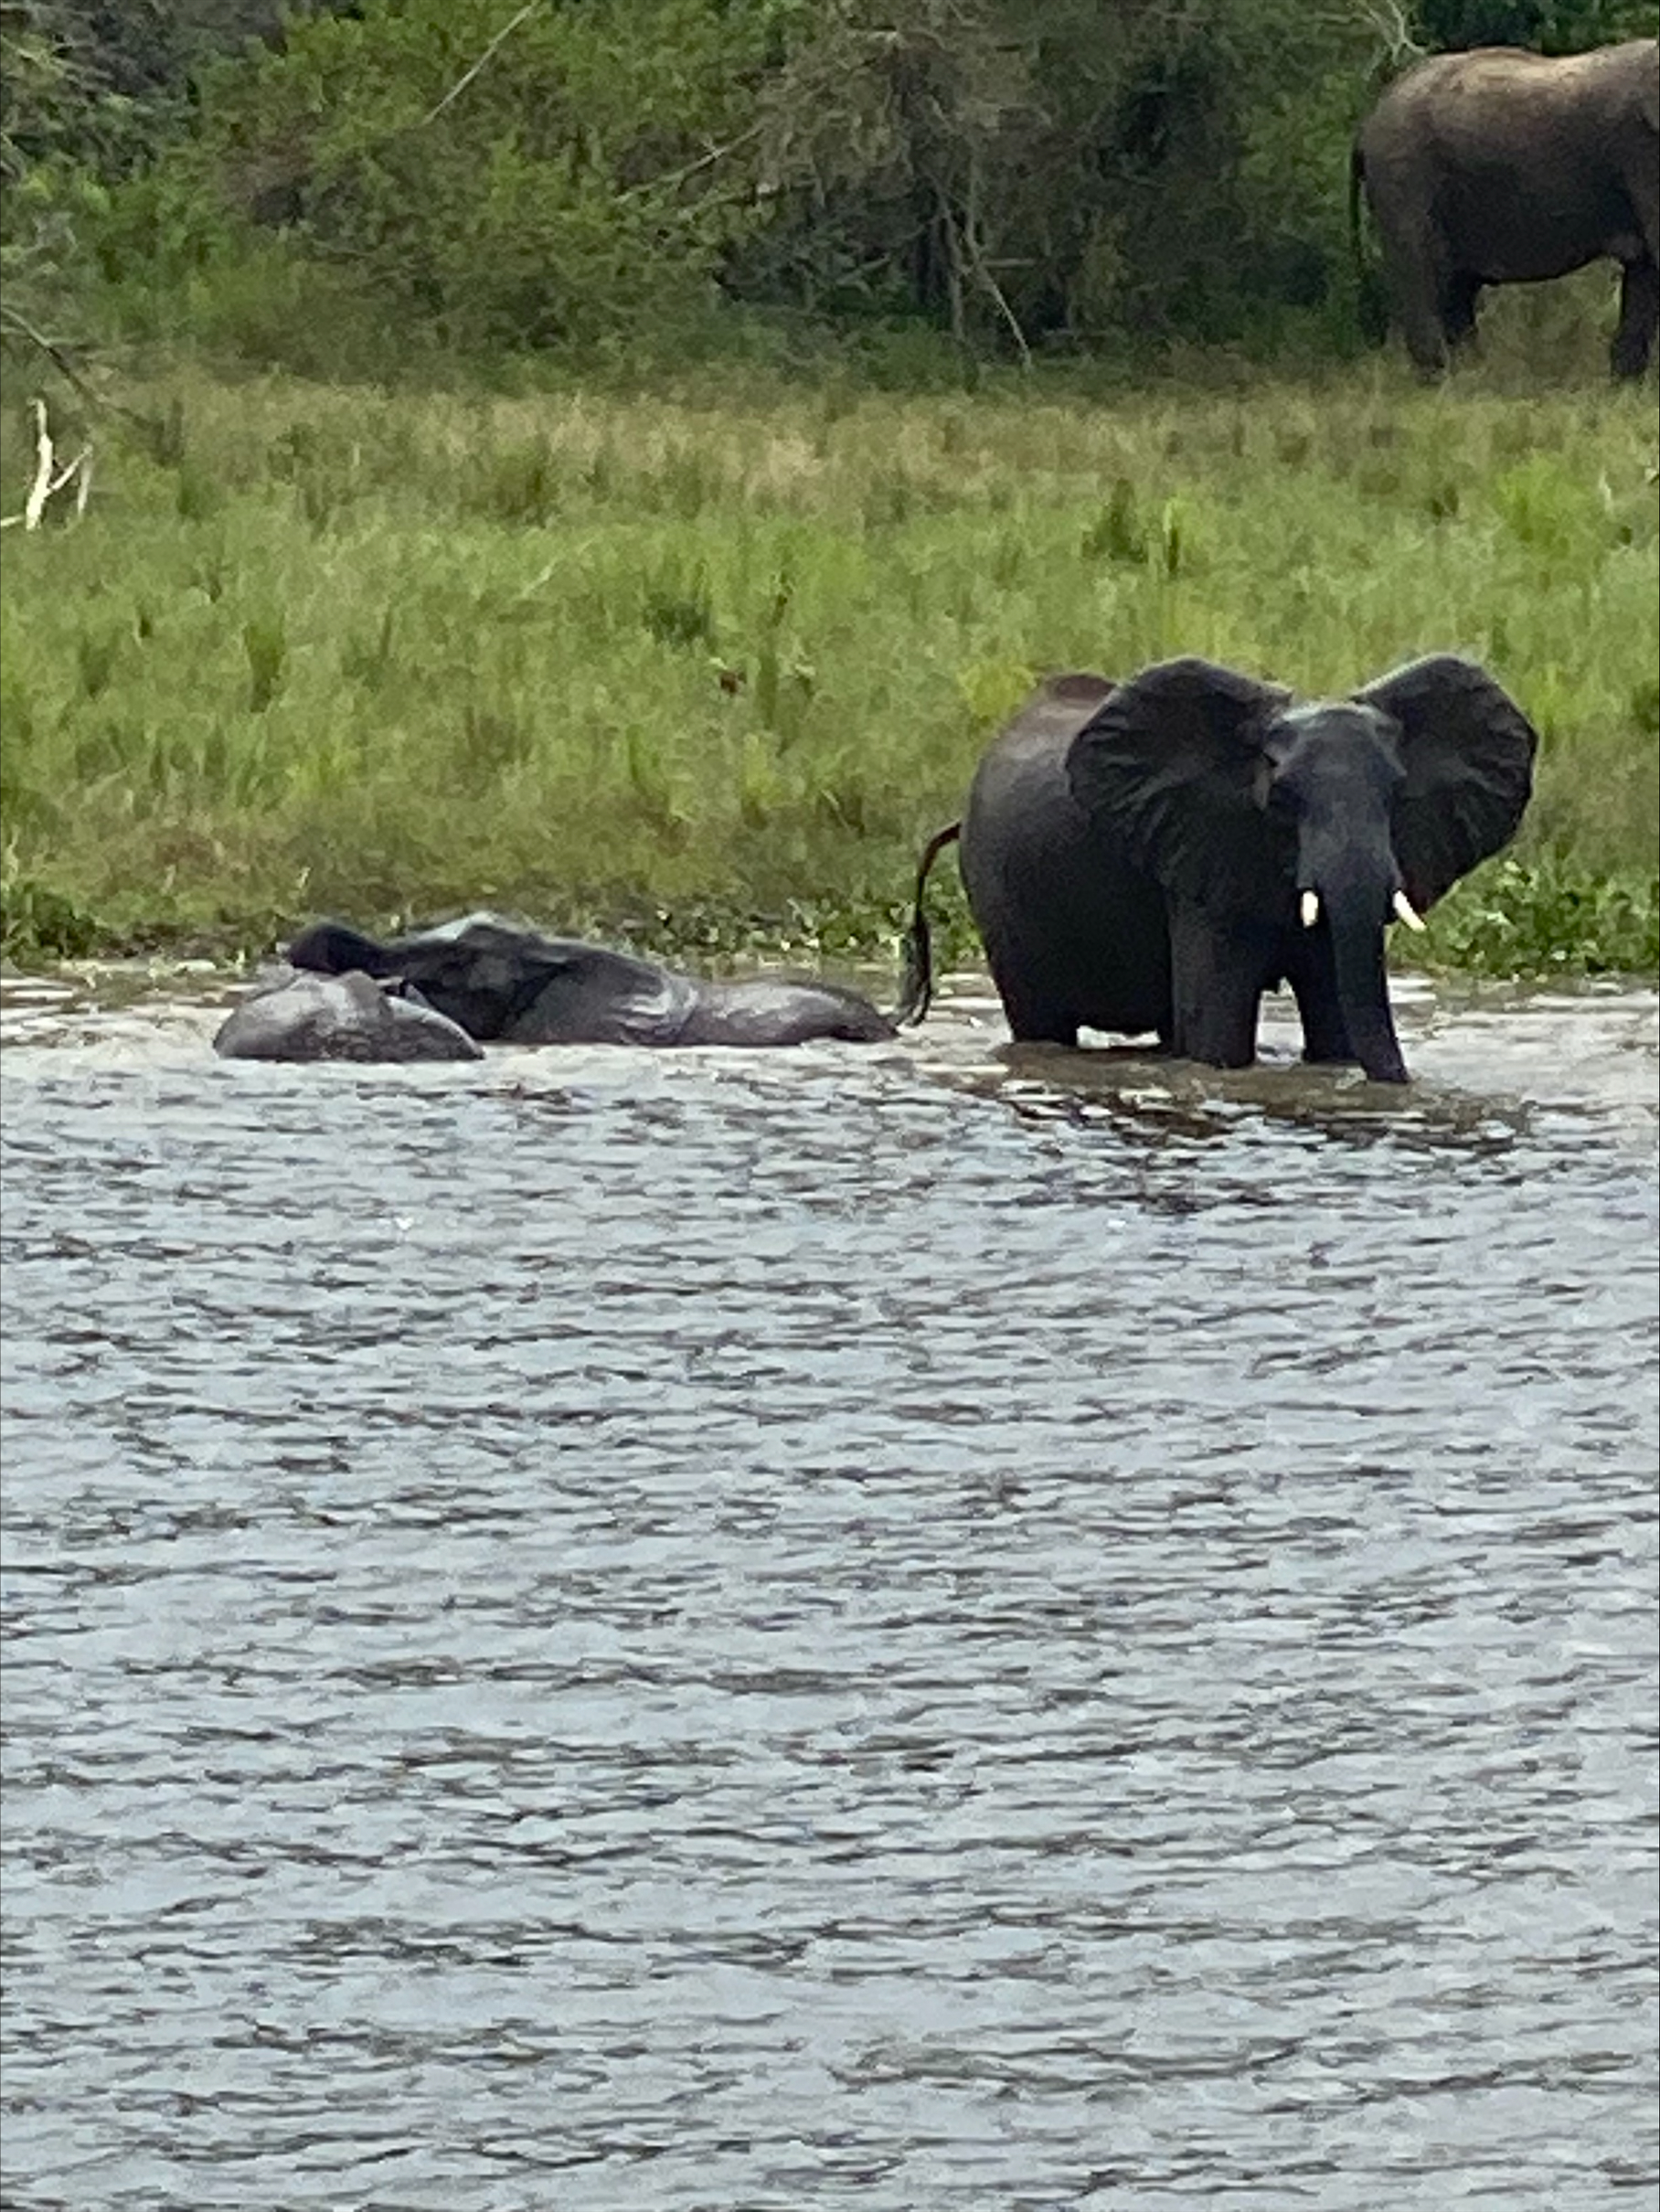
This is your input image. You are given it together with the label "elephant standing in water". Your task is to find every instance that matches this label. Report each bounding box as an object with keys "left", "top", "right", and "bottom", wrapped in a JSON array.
[
  {"left": 214, "top": 970, "right": 484, "bottom": 1062},
  {"left": 1351, "top": 39, "right": 1659, "bottom": 379},
  {"left": 899, "top": 656, "right": 1538, "bottom": 1085},
  {"left": 287, "top": 914, "right": 896, "bottom": 1048}
]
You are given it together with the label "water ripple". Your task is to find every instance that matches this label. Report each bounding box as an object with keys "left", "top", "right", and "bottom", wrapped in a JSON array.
[{"left": 2, "top": 978, "right": 1655, "bottom": 2209}]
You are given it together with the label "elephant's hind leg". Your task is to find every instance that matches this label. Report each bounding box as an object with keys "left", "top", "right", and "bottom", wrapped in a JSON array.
[
  {"left": 998, "top": 988, "right": 1081, "bottom": 1048},
  {"left": 1370, "top": 196, "right": 1452, "bottom": 377},
  {"left": 982, "top": 947, "right": 1080, "bottom": 1047},
  {"left": 1441, "top": 271, "right": 1481, "bottom": 352},
  {"left": 1612, "top": 256, "right": 1658, "bottom": 379}
]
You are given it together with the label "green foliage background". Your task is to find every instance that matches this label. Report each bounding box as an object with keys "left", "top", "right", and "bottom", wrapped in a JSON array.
[{"left": 5, "top": 0, "right": 1656, "bottom": 370}]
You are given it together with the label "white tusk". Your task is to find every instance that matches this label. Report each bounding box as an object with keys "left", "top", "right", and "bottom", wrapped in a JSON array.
[
  {"left": 1300, "top": 890, "right": 1320, "bottom": 929},
  {"left": 1392, "top": 890, "right": 1427, "bottom": 932}
]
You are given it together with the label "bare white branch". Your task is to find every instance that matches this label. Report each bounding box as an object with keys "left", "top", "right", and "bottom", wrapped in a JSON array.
[
  {"left": 23, "top": 399, "right": 55, "bottom": 529},
  {"left": 5, "top": 400, "right": 94, "bottom": 529}
]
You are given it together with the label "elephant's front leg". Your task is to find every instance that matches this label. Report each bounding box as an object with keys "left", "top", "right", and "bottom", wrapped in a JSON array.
[
  {"left": 1612, "top": 255, "right": 1658, "bottom": 380},
  {"left": 1282, "top": 930, "right": 1355, "bottom": 1066},
  {"left": 1167, "top": 903, "right": 1268, "bottom": 1069}
]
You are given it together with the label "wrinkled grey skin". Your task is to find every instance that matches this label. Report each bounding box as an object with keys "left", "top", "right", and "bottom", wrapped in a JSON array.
[
  {"left": 287, "top": 915, "right": 896, "bottom": 1048},
  {"left": 1351, "top": 40, "right": 1660, "bottom": 379},
  {"left": 214, "top": 970, "right": 484, "bottom": 1063},
  {"left": 901, "top": 655, "right": 1537, "bottom": 1085}
]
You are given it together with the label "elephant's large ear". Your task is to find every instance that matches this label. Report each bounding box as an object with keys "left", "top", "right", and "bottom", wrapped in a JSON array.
[
  {"left": 1067, "top": 656, "right": 1293, "bottom": 910},
  {"left": 1354, "top": 655, "right": 1538, "bottom": 911}
]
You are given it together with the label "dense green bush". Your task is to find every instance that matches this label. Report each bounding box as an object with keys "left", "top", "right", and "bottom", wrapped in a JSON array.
[
  {"left": 109, "top": 0, "right": 787, "bottom": 356},
  {"left": 1417, "top": 0, "right": 1655, "bottom": 48}
]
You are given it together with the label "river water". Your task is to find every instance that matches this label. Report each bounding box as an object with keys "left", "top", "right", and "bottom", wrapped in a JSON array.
[{"left": 2, "top": 966, "right": 1655, "bottom": 2212}]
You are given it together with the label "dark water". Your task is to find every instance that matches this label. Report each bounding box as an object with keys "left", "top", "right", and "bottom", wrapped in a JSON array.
[{"left": 3, "top": 968, "right": 1655, "bottom": 2212}]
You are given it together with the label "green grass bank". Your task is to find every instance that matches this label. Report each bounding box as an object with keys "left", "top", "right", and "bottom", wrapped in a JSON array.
[{"left": 2, "top": 358, "right": 1656, "bottom": 981}]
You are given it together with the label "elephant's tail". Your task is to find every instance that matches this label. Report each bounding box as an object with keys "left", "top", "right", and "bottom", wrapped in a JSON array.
[
  {"left": 1348, "top": 143, "right": 1389, "bottom": 346},
  {"left": 892, "top": 820, "right": 961, "bottom": 1028}
]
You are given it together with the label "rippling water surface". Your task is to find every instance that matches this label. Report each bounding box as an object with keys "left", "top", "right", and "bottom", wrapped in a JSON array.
[{"left": 3, "top": 968, "right": 1655, "bottom": 2211}]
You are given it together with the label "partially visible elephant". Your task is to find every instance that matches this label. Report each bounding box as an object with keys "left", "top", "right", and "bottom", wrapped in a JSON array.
[
  {"left": 1351, "top": 39, "right": 1659, "bottom": 379},
  {"left": 214, "top": 970, "right": 484, "bottom": 1063},
  {"left": 900, "top": 655, "right": 1538, "bottom": 1085},
  {"left": 287, "top": 914, "right": 897, "bottom": 1048}
]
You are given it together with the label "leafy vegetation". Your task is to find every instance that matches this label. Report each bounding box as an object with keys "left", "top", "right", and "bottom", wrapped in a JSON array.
[
  {"left": 3, "top": 360, "right": 1654, "bottom": 974},
  {"left": 5, "top": 0, "right": 1657, "bottom": 380}
]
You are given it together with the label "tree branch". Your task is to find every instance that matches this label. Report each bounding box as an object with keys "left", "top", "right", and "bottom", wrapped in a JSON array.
[
  {"left": 0, "top": 303, "right": 101, "bottom": 409},
  {"left": 421, "top": 0, "right": 544, "bottom": 126},
  {"left": 1, "top": 397, "right": 92, "bottom": 530},
  {"left": 618, "top": 120, "right": 767, "bottom": 201}
]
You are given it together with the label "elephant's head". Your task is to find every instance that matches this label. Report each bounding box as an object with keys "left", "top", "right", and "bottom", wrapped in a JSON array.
[
  {"left": 289, "top": 920, "right": 396, "bottom": 977},
  {"left": 1067, "top": 654, "right": 1538, "bottom": 1082}
]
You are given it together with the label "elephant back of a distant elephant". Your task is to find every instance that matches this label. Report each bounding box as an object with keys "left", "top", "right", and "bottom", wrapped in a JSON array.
[
  {"left": 1360, "top": 41, "right": 1658, "bottom": 277},
  {"left": 497, "top": 941, "right": 697, "bottom": 1046},
  {"left": 679, "top": 981, "right": 894, "bottom": 1047}
]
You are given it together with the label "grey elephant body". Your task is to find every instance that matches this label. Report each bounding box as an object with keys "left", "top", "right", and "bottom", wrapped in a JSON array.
[
  {"left": 903, "top": 656, "right": 1538, "bottom": 1085},
  {"left": 214, "top": 970, "right": 484, "bottom": 1063},
  {"left": 1352, "top": 39, "right": 1660, "bottom": 378},
  {"left": 954, "top": 676, "right": 1173, "bottom": 1046},
  {"left": 286, "top": 914, "right": 895, "bottom": 1048}
]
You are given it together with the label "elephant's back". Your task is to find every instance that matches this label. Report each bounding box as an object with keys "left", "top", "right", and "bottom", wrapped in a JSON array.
[
  {"left": 1360, "top": 45, "right": 1573, "bottom": 157},
  {"left": 679, "top": 981, "right": 894, "bottom": 1047},
  {"left": 1364, "top": 40, "right": 1655, "bottom": 138},
  {"left": 962, "top": 720, "right": 1089, "bottom": 883},
  {"left": 1357, "top": 43, "right": 1649, "bottom": 278},
  {"left": 1368, "top": 45, "right": 1562, "bottom": 110},
  {"left": 501, "top": 947, "right": 697, "bottom": 1046},
  {"left": 961, "top": 676, "right": 1114, "bottom": 832}
]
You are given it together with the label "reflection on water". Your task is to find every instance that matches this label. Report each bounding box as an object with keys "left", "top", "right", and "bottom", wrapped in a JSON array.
[{"left": 2, "top": 967, "right": 1656, "bottom": 2210}]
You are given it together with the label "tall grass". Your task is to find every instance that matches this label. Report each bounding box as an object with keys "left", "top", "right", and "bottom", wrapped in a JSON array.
[{"left": 2, "top": 350, "right": 1655, "bottom": 975}]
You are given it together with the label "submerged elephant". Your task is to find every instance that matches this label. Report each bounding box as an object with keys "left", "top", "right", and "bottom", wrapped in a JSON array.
[
  {"left": 287, "top": 914, "right": 896, "bottom": 1048},
  {"left": 899, "top": 655, "right": 1538, "bottom": 1085},
  {"left": 1351, "top": 39, "right": 1659, "bottom": 380},
  {"left": 214, "top": 970, "right": 484, "bottom": 1063}
]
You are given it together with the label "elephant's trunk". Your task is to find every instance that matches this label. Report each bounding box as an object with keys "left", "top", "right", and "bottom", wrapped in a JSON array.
[
  {"left": 1323, "top": 895, "right": 1409, "bottom": 1085},
  {"left": 1294, "top": 783, "right": 1413, "bottom": 1083}
]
